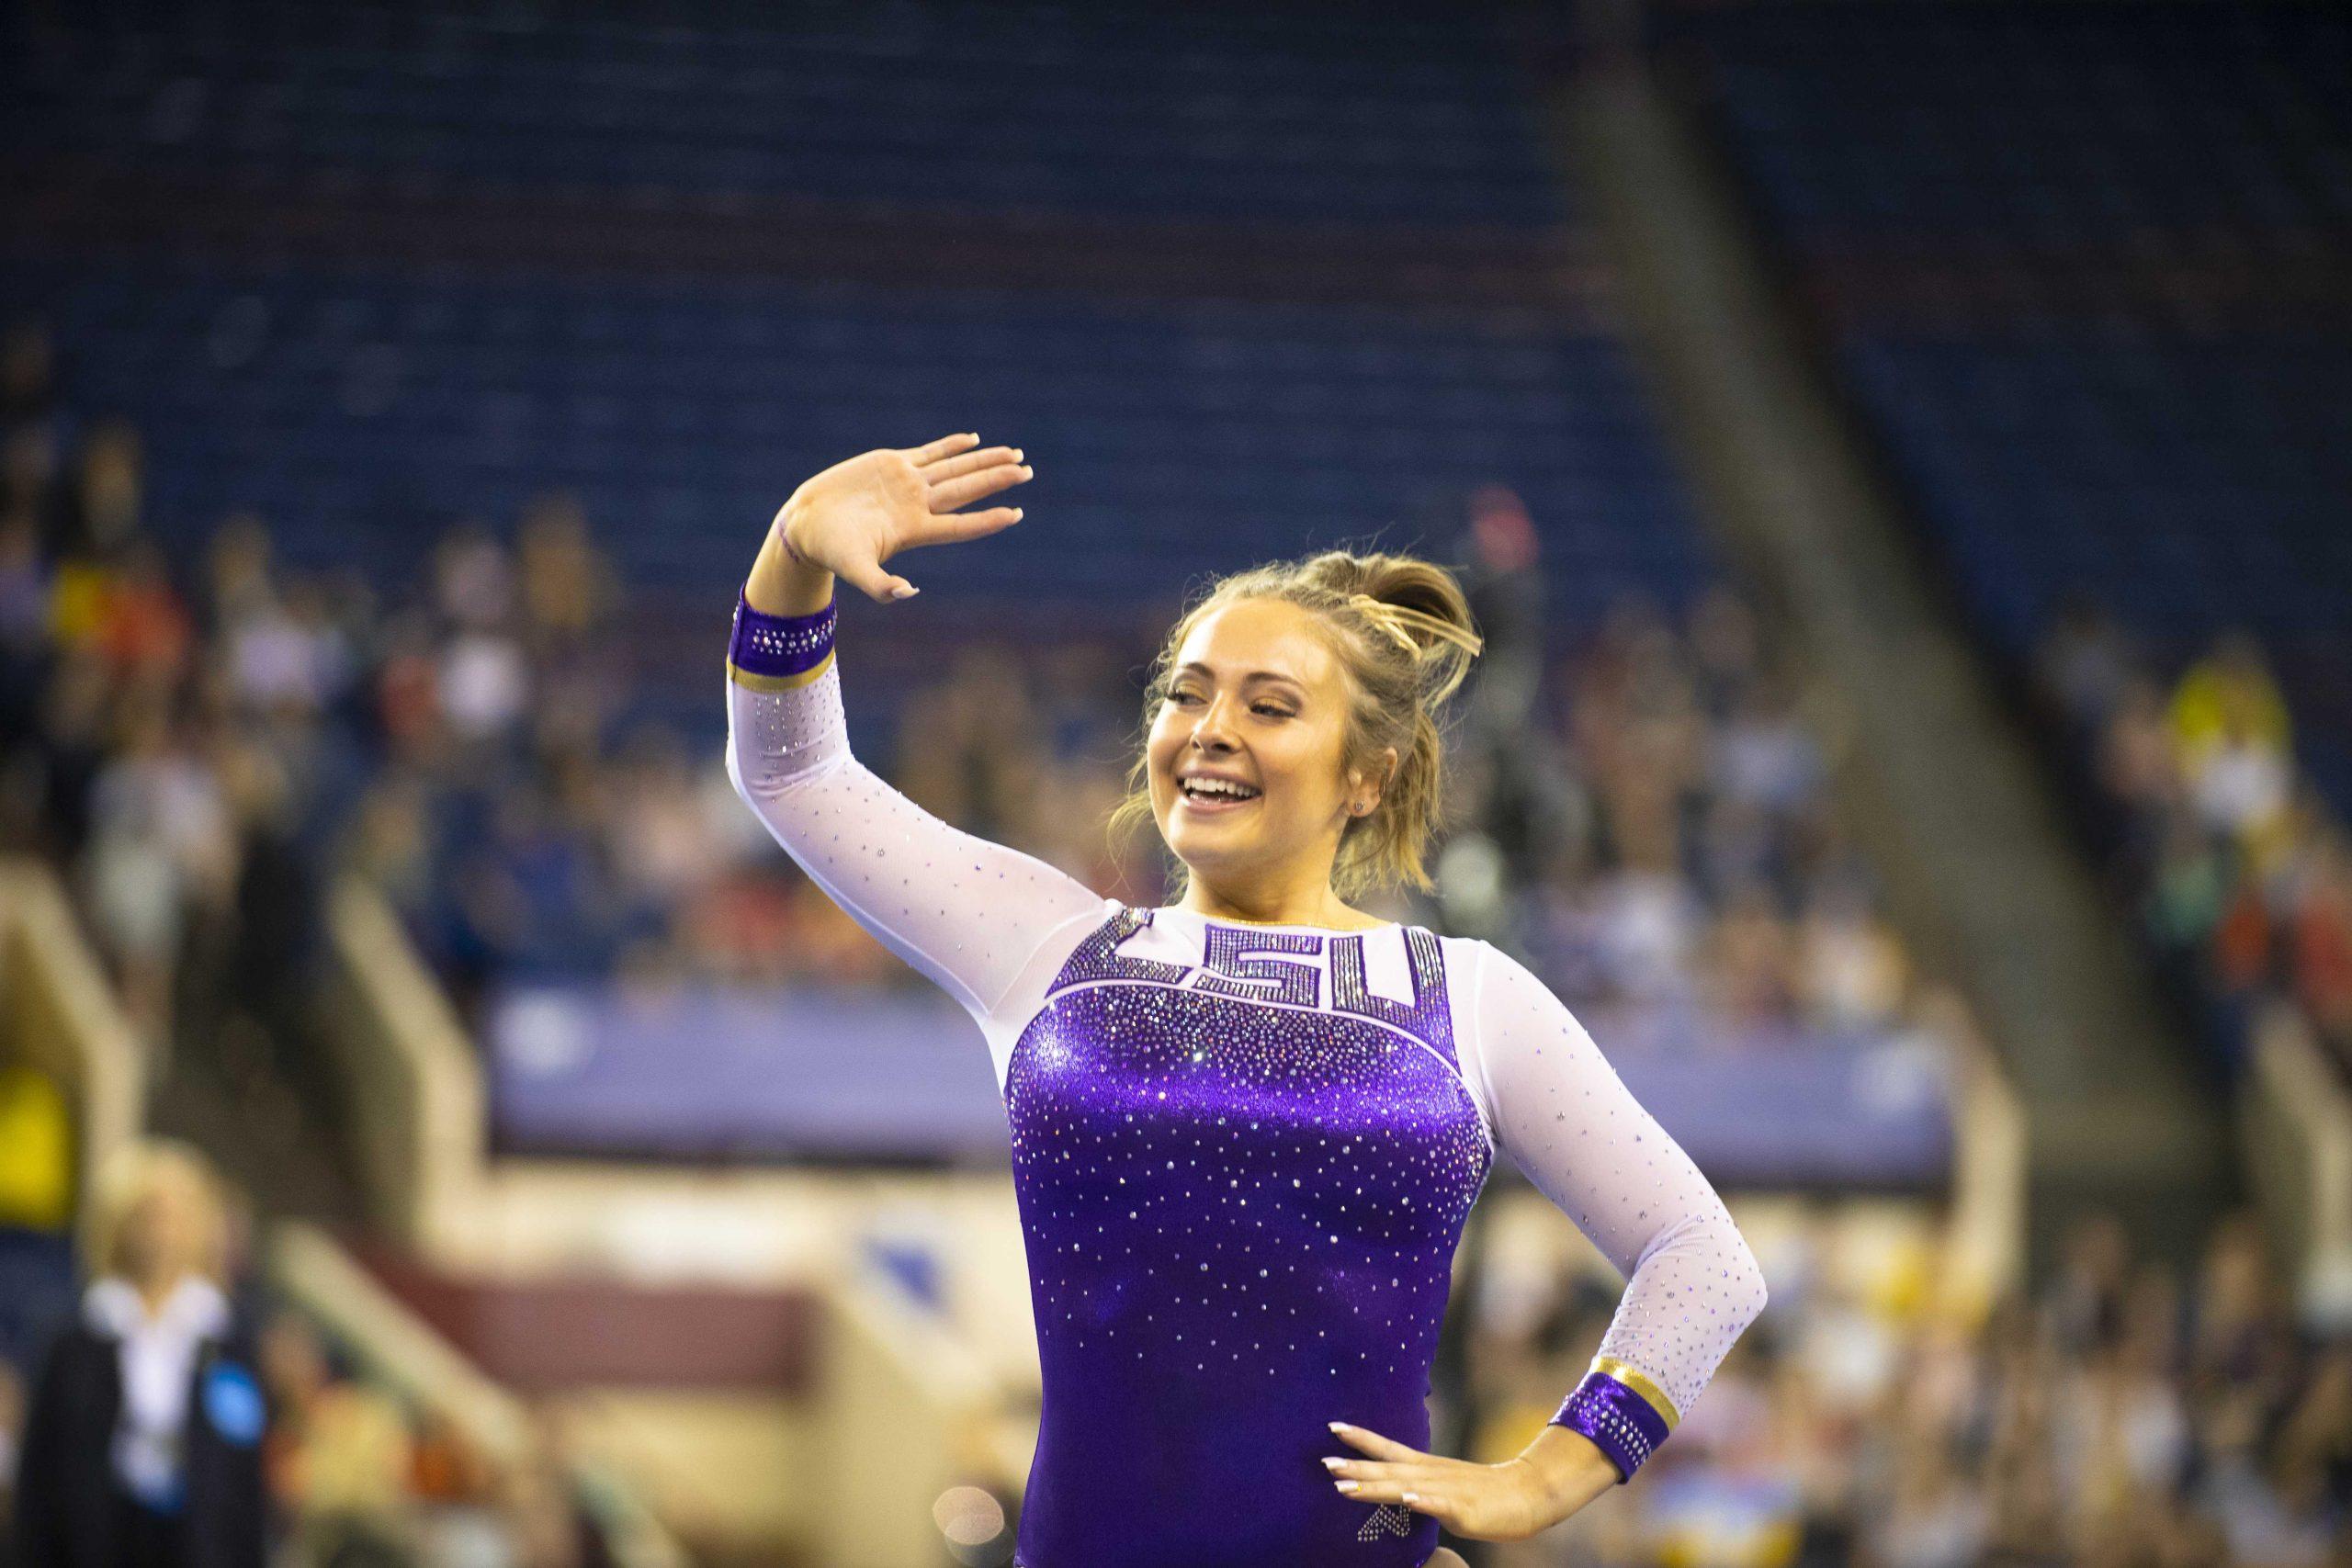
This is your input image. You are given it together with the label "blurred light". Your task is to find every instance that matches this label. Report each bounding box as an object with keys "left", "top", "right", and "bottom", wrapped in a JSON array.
[{"left": 933, "top": 1484, "right": 1008, "bottom": 1553}]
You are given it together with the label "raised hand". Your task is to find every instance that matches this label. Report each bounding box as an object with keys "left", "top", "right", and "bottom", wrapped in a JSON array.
[{"left": 775, "top": 433, "right": 1033, "bottom": 603}]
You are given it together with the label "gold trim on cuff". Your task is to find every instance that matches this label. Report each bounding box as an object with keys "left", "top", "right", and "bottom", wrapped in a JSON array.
[
  {"left": 726, "top": 649, "right": 836, "bottom": 693},
  {"left": 1590, "top": 1356, "right": 1680, "bottom": 1430}
]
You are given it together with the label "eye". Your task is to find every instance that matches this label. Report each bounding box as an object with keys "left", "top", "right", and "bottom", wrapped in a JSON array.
[
  {"left": 1166, "top": 688, "right": 1203, "bottom": 706},
  {"left": 1251, "top": 702, "right": 1293, "bottom": 718}
]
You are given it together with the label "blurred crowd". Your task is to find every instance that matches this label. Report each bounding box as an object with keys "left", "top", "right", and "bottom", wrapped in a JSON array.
[
  {"left": 1465, "top": 1205, "right": 2350, "bottom": 1568},
  {"left": 2, "top": 312, "right": 830, "bottom": 1059},
  {"left": 0, "top": 1140, "right": 607, "bottom": 1568},
  {"left": 5, "top": 316, "right": 350, "bottom": 1097},
  {"left": 2034, "top": 607, "right": 2352, "bottom": 1080},
  {"left": 1440, "top": 493, "right": 1911, "bottom": 1044},
  {"left": 3, "top": 313, "right": 1930, "bottom": 1070}
]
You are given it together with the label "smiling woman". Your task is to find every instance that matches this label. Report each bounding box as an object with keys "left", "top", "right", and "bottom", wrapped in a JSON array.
[
  {"left": 724, "top": 434, "right": 1769, "bottom": 1567},
  {"left": 1112, "top": 552, "right": 1487, "bottom": 931}
]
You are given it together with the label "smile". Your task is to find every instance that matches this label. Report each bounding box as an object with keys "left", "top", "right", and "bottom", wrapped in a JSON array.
[{"left": 1178, "top": 778, "right": 1262, "bottom": 812}]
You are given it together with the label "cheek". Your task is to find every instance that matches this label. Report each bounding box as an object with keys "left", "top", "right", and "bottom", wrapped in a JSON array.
[
  {"left": 1261, "top": 728, "right": 1345, "bottom": 814},
  {"left": 1144, "top": 719, "right": 1180, "bottom": 798}
]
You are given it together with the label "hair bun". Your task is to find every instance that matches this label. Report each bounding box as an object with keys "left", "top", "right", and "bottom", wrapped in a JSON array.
[{"left": 1343, "top": 592, "right": 1486, "bottom": 660}]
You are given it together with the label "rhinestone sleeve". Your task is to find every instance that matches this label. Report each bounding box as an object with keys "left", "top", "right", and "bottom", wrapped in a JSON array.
[
  {"left": 1464, "top": 942, "right": 1769, "bottom": 1461},
  {"left": 722, "top": 588, "right": 1114, "bottom": 1029}
]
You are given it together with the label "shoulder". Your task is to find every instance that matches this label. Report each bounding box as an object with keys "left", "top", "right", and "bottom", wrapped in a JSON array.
[
  {"left": 26, "top": 1317, "right": 110, "bottom": 1390},
  {"left": 1440, "top": 937, "right": 1596, "bottom": 1051},
  {"left": 1436, "top": 934, "right": 1560, "bottom": 995},
  {"left": 1433, "top": 932, "right": 1514, "bottom": 995}
]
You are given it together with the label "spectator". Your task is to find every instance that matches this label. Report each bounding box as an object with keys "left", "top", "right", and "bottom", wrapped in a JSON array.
[
  {"left": 17, "top": 1140, "right": 270, "bottom": 1568},
  {"left": 2037, "top": 614, "right": 2352, "bottom": 1088},
  {"left": 515, "top": 491, "right": 613, "bottom": 654},
  {"left": 257, "top": 1311, "right": 417, "bottom": 1567},
  {"left": 0, "top": 1063, "right": 73, "bottom": 1234},
  {"left": 78, "top": 692, "right": 235, "bottom": 1055}
]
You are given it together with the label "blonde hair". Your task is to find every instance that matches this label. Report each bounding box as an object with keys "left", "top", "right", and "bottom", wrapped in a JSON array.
[
  {"left": 1109, "top": 549, "right": 1483, "bottom": 899},
  {"left": 85, "top": 1137, "right": 231, "bottom": 1287}
]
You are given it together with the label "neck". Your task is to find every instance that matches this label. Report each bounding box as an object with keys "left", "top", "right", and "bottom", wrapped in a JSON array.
[
  {"left": 130, "top": 1271, "right": 195, "bottom": 1317},
  {"left": 1177, "top": 873, "right": 1381, "bottom": 931}
]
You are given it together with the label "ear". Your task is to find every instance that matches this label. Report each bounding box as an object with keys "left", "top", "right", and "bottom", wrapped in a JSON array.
[{"left": 1349, "top": 747, "right": 1400, "bottom": 817}]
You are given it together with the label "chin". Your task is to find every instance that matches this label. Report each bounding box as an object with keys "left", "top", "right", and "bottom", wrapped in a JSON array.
[{"left": 1170, "top": 821, "right": 1265, "bottom": 874}]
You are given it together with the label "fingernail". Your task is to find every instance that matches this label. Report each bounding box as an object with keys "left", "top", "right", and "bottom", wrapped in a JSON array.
[
  {"left": 1320, "top": 1457, "right": 1344, "bottom": 1472},
  {"left": 1334, "top": 1481, "right": 1359, "bottom": 1495},
  {"left": 894, "top": 584, "right": 920, "bottom": 600},
  {"left": 1011, "top": 508, "right": 1024, "bottom": 520},
  {"left": 1012, "top": 449, "right": 1024, "bottom": 462},
  {"left": 1403, "top": 1492, "right": 1419, "bottom": 1505},
  {"left": 1329, "top": 1422, "right": 1351, "bottom": 1434},
  {"left": 1018, "top": 466, "right": 1034, "bottom": 478}
]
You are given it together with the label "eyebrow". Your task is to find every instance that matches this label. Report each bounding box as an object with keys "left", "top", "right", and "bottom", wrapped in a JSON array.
[{"left": 1174, "top": 662, "right": 1305, "bottom": 689}]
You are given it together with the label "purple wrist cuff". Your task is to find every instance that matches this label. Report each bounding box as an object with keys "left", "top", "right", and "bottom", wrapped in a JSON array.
[
  {"left": 1550, "top": 1370, "right": 1674, "bottom": 1483},
  {"left": 728, "top": 589, "right": 837, "bottom": 692}
]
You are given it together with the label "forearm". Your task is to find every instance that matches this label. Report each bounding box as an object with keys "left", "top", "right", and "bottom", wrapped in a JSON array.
[
  {"left": 722, "top": 572, "right": 1113, "bottom": 1030},
  {"left": 745, "top": 496, "right": 834, "bottom": 616}
]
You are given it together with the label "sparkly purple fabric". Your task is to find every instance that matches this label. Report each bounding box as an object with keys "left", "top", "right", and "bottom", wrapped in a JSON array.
[
  {"left": 1003, "top": 906, "right": 1490, "bottom": 1567},
  {"left": 728, "top": 589, "right": 836, "bottom": 679},
  {"left": 1552, "top": 1371, "right": 1671, "bottom": 1483}
]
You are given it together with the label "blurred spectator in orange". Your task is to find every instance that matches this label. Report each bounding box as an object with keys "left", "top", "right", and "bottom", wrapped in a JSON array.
[
  {"left": 257, "top": 1309, "right": 415, "bottom": 1564},
  {"left": 517, "top": 491, "right": 615, "bottom": 653}
]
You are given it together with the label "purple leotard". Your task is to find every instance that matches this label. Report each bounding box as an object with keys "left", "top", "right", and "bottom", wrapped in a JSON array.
[{"left": 726, "top": 590, "right": 1768, "bottom": 1567}]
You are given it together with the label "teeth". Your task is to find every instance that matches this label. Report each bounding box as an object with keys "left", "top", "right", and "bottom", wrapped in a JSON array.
[{"left": 1184, "top": 779, "right": 1259, "bottom": 801}]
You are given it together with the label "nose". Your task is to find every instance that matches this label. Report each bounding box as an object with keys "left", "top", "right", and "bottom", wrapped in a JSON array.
[{"left": 1189, "top": 691, "right": 1241, "bottom": 752}]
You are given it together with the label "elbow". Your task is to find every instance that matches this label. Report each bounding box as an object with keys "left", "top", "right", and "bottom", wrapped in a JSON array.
[
  {"left": 1731, "top": 1226, "right": 1770, "bottom": 1328},
  {"left": 724, "top": 727, "right": 851, "bottom": 822},
  {"left": 1660, "top": 1203, "right": 1768, "bottom": 1331},
  {"left": 723, "top": 735, "right": 765, "bottom": 809},
  {"left": 724, "top": 728, "right": 811, "bottom": 807},
  {"left": 719, "top": 738, "right": 766, "bottom": 808},
  {"left": 724, "top": 734, "right": 799, "bottom": 818}
]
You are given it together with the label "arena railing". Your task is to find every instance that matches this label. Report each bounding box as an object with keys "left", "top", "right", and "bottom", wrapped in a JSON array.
[
  {"left": 0, "top": 857, "right": 143, "bottom": 1261},
  {"left": 322, "top": 874, "right": 486, "bottom": 1253},
  {"left": 2241, "top": 1000, "right": 2352, "bottom": 1329},
  {"left": 266, "top": 1219, "right": 688, "bottom": 1568}
]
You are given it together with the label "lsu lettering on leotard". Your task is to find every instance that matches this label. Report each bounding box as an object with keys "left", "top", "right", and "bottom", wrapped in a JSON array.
[{"left": 724, "top": 590, "right": 1769, "bottom": 1568}]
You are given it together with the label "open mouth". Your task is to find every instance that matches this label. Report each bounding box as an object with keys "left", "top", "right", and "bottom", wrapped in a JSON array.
[{"left": 1178, "top": 777, "right": 1263, "bottom": 812}]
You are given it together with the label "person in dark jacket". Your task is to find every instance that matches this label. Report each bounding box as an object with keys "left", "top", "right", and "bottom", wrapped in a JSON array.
[{"left": 17, "top": 1139, "right": 269, "bottom": 1568}]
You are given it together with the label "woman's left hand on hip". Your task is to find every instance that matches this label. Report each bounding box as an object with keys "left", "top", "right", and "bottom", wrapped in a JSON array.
[{"left": 1322, "top": 1421, "right": 1580, "bottom": 1542}]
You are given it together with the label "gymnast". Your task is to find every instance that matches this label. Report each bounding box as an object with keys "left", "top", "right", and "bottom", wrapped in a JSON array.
[{"left": 724, "top": 433, "right": 1770, "bottom": 1567}]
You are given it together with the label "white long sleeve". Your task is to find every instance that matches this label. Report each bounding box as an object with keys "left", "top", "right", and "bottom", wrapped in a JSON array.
[
  {"left": 722, "top": 592, "right": 1114, "bottom": 1040},
  {"left": 1458, "top": 940, "right": 1769, "bottom": 1438}
]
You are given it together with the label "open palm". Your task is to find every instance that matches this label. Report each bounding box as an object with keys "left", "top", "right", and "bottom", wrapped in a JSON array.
[{"left": 777, "top": 432, "right": 1033, "bottom": 602}]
